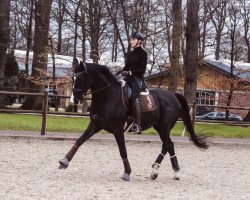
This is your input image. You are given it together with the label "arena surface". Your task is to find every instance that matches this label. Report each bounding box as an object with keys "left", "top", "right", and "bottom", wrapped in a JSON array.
[{"left": 0, "top": 137, "right": 249, "bottom": 200}]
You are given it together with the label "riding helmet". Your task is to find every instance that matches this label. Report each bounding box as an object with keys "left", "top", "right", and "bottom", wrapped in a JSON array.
[{"left": 130, "top": 32, "right": 144, "bottom": 40}]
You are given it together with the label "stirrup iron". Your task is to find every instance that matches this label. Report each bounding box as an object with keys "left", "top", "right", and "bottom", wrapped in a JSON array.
[{"left": 131, "top": 123, "right": 141, "bottom": 134}]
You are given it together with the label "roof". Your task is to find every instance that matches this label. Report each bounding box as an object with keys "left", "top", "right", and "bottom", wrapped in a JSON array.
[
  {"left": 14, "top": 49, "right": 163, "bottom": 78},
  {"left": 14, "top": 50, "right": 78, "bottom": 78},
  {"left": 146, "top": 59, "right": 250, "bottom": 83},
  {"left": 204, "top": 59, "right": 250, "bottom": 81}
]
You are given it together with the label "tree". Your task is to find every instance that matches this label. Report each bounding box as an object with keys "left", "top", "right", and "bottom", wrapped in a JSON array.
[
  {"left": 243, "top": 110, "right": 250, "bottom": 121},
  {"left": 184, "top": 0, "right": 199, "bottom": 104},
  {"left": 208, "top": 0, "right": 229, "bottom": 60},
  {"left": 223, "top": 0, "right": 242, "bottom": 119},
  {"left": 198, "top": 0, "right": 213, "bottom": 59},
  {"left": 56, "top": 0, "right": 66, "bottom": 54},
  {"left": 1, "top": 50, "right": 19, "bottom": 107},
  {"left": 87, "top": 0, "right": 103, "bottom": 63},
  {"left": 25, "top": 0, "right": 34, "bottom": 75},
  {"left": 79, "top": 1, "right": 87, "bottom": 62},
  {"left": 240, "top": 0, "right": 250, "bottom": 63},
  {"left": 0, "top": 0, "right": 10, "bottom": 102},
  {"left": 22, "top": 0, "right": 53, "bottom": 109},
  {"left": 169, "top": 0, "right": 182, "bottom": 92}
]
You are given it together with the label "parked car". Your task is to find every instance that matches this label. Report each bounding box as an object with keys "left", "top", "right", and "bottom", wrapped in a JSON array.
[
  {"left": 228, "top": 114, "right": 243, "bottom": 121},
  {"left": 45, "top": 89, "right": 59, "bottom": 108},
  {"left": 195, "top": 112, "right": 243, "bottom": 121}
]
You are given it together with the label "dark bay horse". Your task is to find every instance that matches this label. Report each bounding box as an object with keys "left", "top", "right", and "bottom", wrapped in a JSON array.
[{"left": 59, "top": 62, "right": 208, "bottom": 181}]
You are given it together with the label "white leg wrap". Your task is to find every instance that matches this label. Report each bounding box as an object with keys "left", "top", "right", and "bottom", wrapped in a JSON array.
[{"left": 173, "top": 170, "right": 180, "bottom": 180}]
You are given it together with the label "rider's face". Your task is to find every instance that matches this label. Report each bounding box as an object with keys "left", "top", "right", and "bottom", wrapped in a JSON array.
[{"left": 130, "top": 38, "right": 139, "bottom": 48}]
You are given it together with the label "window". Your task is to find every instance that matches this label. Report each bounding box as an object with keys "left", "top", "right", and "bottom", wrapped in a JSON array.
[{"left": 196, "top": 91, "right": 216, "bottom": 105}]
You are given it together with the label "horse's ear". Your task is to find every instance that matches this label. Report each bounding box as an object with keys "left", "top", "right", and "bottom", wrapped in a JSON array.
[
  {"left": 73, "top": 58, "right": 79, "bottom": 67},
  {"left": 80, "top": 61, "right": 87, "bottom": 73}
]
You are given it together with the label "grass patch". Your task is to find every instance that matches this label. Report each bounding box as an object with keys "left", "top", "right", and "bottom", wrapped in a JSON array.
[{"left": 0, "top": 113, "right": 249, "bottom": 138}]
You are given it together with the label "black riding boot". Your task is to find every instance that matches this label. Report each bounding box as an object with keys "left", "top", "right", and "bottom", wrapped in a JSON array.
[{"left": 131, "top": 99, "right": 142, "bottom": 134}]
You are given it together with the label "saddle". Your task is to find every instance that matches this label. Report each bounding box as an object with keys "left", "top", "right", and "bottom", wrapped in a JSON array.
[{"left": 120, "top": 80, "right": 156, "bottom": 113}]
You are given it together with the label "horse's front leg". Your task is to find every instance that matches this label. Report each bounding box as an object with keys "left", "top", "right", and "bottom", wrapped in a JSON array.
[
  {"left": 59, "top": 122, "right": 100, "bottom": 169},
  {"left": 114, "top": 133, "right": 131, "bottom": 181}
]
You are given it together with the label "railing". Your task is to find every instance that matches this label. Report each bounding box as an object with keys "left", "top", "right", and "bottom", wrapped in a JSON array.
[
  {"left": 0, "top": 91, "right": 249, "bottom": 135},
  {"left": 0, "top": 91, "right": 73, "bottom": 135},
  {"left": 189, "top": 103, "right": 250, "bottom": 126}
]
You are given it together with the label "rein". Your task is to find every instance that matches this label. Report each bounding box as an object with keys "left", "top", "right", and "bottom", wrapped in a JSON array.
[
  {"left": 84, "top": 82, "right": 115, "bottom": 96},
  {"left": 74, "top": 65, "right": 117, "bottom": 97}
]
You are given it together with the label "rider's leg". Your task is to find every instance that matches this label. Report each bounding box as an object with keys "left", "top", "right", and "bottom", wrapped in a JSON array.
[
  {"left": 131, "top": 98, "right": 141, "bottom": 134},
  {"left": 126, "top": 75, "right": 142, "bottom": 134}
]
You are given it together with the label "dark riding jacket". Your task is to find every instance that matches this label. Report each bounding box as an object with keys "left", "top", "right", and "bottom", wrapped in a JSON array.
[
  {"left": 122, "top": 46, "right": 148, "bottom": 102},
  {"left": 122, "top": 46, "right": 148, "bottom": 78}
]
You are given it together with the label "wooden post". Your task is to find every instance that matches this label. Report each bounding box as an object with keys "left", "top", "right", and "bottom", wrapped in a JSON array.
[{"left": 41, "top": 91, "right": 48, "bottom": 135}]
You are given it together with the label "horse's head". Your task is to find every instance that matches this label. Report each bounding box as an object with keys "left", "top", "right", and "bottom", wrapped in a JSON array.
[
  {"left": 73, "top": 58, "right": 86, "bottom": 74},
  {"left": 73, "top": 61, "right": 91, "bottom": 102}
]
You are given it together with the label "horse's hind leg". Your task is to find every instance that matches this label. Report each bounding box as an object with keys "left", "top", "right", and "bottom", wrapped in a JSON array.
[
  {"left": 166, "top": 137, "right": 180, "bottom": 180},
  {"left": 151, "top": 142, "right": 168, "bottom": 180},
  {"left": 152, "top": 122, "right": 180, "bottom": 180},
  {"left": 151, "top": 137, "right": 180, "bottom": 180}
]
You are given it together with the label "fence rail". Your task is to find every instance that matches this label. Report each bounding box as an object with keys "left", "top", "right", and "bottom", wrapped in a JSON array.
[
  {"left": 193, "top": 104, "right": 250, "bottom": 110},
  {"left": 0, "top": 91, "right": 249, "bottom": 135}
]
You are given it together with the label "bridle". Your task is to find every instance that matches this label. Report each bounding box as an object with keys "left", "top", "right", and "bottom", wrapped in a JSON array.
[{"left": 73, "top": 68, "right": 115, "bottom": 97}]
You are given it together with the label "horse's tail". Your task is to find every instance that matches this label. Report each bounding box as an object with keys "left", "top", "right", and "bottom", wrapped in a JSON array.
[{"left": 175, "top": 93, "right": 208, "bottom": 149}]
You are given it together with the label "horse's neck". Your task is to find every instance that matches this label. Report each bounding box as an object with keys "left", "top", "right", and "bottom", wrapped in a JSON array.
[{"left": 91, "top": 80, "right": 120, "bottom": 104}]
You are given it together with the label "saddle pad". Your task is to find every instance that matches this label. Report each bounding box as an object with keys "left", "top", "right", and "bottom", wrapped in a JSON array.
[{"left": 140, "top": 94, "right": 156, "bottom": 112}]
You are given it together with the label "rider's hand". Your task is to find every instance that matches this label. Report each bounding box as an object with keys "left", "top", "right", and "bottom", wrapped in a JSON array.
[
  {"left": 121, "top": 71, "right": 131, "bottom": 76},
  {"left": 116, "top": 70, "right": 122, "bottom": 75}
]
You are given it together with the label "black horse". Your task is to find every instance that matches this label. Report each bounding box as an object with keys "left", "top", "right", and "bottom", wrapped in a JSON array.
[{"left": 59, "top": 61, "right": 208, "bottom": 181}]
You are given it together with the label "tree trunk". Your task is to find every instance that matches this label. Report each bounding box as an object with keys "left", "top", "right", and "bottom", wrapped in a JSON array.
[
  {"left": 88, "top": 0, "right": 101, "bottom": 64},
  {"left": 243, "top": 110, "right": 250, "bottom": 122},
  {"left": 25, "top": 0, "right": 34, "bottom": 75},
  {"left": 200, "top": 0, "right": 208, "bottom": 59},
  {"left": 73, "top": 1, "right": 82, "bottom": 60},
  {"left": 184, "top": 0, "right": 199, "bottom": 104},
  {"left": 0, "top": 0, "right": 10, "bottom": 94},
  {"left": 57, "top": 0, "right": 65, "bottom": 54},
  {"left": 215, "top": 30, "right": 222, "bottom": 60},
  {"left": 105, "top": 0, "right": 127, "bottom": 60},
  {"left": 80, "top": 4, "right": 87, "bottom": 63},
  {"left": 169, "top": 0, "right": 182, "bottom": 92},
  {"left": 247, "top": 44, "right": 250, "bottom": 63},
  {"left": 22, "top": 0, "right": 53, "bottom": 110}
]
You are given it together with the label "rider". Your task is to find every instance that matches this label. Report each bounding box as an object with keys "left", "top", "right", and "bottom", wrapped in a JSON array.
[{"left": 119, "top": 31, "right": 148, "bottom": 134}]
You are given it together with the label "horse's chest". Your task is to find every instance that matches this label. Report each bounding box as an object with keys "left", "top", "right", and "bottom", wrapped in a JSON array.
[
  {"left": 90, "top": 113, "right": 124, "bottom": 132},
  {"left": 90, "top": 113, "right": 110, "bottom": 125}
]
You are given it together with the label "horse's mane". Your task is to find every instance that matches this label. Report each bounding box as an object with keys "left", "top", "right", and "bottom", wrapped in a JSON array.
[{"left": 86, "top": 63, "right": 118, "bottom": 83}]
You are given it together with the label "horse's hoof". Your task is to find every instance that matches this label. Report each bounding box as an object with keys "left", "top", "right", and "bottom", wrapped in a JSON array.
[
  {"left": 121, "top": 173, "right": 130, "bottom": 181},
  {"left": 173, "top": 171, "right": 180, "bottom": 180},
  {"left": 58, "top": 157, "right": 69, "bottom": 169},
  {"left": 150, "top": 172, "right": 158, "bottom": 180},
  {"left": 151, "top": 164, "right": 159, "bottom": 180}
]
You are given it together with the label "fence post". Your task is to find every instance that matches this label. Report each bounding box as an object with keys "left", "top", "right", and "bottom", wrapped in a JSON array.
[{"left": 41, "top": 91, "right": 48, "bottom": 135}]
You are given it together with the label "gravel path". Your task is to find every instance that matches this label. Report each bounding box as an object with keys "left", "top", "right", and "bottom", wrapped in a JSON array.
[{"left": 0, "top": 137, "right": 249, "bottom": 200}]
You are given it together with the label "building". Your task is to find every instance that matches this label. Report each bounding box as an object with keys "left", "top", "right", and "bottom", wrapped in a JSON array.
[
  {"left": 147, "top": 59, "right": 250, "bottom": 117},
  {"left": 14, "top": 50, "right": 74, "bottom": 107}
]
